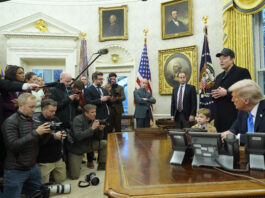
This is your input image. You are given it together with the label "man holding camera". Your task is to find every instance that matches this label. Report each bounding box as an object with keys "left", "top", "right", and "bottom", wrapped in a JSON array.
[
  {"left": 33, "top": 99, "right": 67, "bottom": 184},
  {"left": 106, "top": 72, "right": 125, "bottom": 132},
  {"left": 67, "top": 104, "right": 107, "bottom": 179},
  {"left": 84, "top": 71, "right": 110, "bottom": 168},
  {"left": 49, "top": 72, "right": 79, "bottom": 129},
  {"left": 1, "top": 93, "right": 52, "bottom": 198}
]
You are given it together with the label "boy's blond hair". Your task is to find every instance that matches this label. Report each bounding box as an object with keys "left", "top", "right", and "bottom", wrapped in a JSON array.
[{"left": 197, "top": 108, "right": 211, "bottom": 118}]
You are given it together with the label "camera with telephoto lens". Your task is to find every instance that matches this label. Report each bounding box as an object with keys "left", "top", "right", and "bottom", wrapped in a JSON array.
[
  {"left": 48, "top": 121, "right": 62, "bottom": 130},
  {"left": 85, "top": 172, "right": 99, "bottom": 186},
  {"left": 48, "top": 183, "right": 71, "bottom": 195}
]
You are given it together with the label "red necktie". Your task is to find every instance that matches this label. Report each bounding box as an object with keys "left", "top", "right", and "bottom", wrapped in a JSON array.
[{"left": 178, "top": 85, "right": 183, "bottom": 111}]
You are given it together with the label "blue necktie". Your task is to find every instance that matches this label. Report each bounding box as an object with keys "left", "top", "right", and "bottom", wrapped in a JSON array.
[{"left": 247, "top": 113, "right": 254, "bottom": 133}]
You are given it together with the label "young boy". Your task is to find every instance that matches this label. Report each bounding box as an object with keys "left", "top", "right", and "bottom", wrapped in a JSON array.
[{"left": 192, "top": 108, "right": 217, "bottom": 133}]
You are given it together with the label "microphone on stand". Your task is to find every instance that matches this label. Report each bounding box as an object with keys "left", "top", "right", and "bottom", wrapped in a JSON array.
[{"left": 96, "top": 49, "right": 109, "bottom": 55}]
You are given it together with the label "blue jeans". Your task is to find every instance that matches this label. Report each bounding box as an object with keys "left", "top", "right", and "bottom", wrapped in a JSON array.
[{"left": 3, "top": 164, "right": 42, "bottom": 198}]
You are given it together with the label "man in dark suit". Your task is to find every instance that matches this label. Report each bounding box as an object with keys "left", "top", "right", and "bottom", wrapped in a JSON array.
[
  {"left": 84, "top": 71, "right": 111, "bottom": 168},
  {"left": 107, "top": 72, "right": 125, "bottom": 132},
  {"left": 171, "top": 72, "right": 197, "bottom": 129},
  {"left": 212, "top": 48, "right": 251, "bottom": 132},
  {"left": 134, "top": 79, "right": 156, "bottom": 128},
  {"left": 84, "top": 71, "right": 111, "bottom": 121},
  {"left": 165, "top": 10, "right": 188, "bottom": 35},
  {"left": 221, "top": 79, "right": 265, "bottom": 145}
]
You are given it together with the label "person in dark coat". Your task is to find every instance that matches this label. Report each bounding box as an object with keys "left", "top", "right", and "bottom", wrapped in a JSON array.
[
  {"left": 211, "top": 48, "right": 251, "bottom": 132},
  {"left": 83, "top": 71, "right": 111, "bottom": 167},
  {"left": 221, "top": 79, "right": 265, "bottom": 145},
  {"left": 134, "top": 79, "right": 156, "bottom": 128},
  {"left": 1, "top": 93, "right": 52, "bottom": 198},
  {"left": 2, "top": 65, "right": 28, "bottom": 120},
  {"left": 48, "top": 72, "right": 79, "bottom": 129},
  {"left": 171, "top": 72, "right": 197, "bottom": 129}
]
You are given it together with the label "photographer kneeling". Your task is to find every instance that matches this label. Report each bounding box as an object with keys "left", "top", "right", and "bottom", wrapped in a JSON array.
[
  {"left": 68, "top": 104, "right": 107, "bottom": 180},
  {"left": 33, "top": 99, "right": 67, "bottom": 184}
]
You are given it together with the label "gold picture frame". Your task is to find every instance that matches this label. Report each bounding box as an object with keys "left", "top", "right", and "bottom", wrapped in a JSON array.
[
  {"left": 158, "top": 45, "right": 198, "bottom": 95},
  {"left": 161, "top": 0, "right": 193, "bottom": 39},
  {"left": 99, "top": 5, "right": 128, "bottom": 42}
]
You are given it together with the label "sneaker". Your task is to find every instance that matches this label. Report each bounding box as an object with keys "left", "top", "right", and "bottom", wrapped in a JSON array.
[
  {"left": 87, "top": 161, "right": 94, "bottom": 169},
  {"left": 97, "top": 162, "right": 106, "bottom": 171}
]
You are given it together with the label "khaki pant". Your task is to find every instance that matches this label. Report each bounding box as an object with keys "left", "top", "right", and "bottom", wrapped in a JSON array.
[
  {"left": 38, "top": 159, "right": 66, "bottom": 184},
  {"left": 68, "top": 140, "right": 106, "bottom": 179}
]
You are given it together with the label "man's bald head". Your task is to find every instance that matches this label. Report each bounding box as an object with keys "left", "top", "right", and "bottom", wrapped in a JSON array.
[
  {"left": 60, "top": 72, "right": 72, "bottom": 88},
  {"left": 140, "top": 79, "right": 149, "bottom": 90}
]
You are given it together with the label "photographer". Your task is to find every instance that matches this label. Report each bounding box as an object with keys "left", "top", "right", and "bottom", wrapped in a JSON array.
[
  {"left": 1, "top": 93, "right": 52, "bottom": 198},
  {"left": 106, "top": 72, "right": 125, "bottom": 132},
  {"left": 67, "top": 104, "right": 107, "bottom": 180},
  {"left": 33, "top": 99, "right": 66, "bottom": 184}
]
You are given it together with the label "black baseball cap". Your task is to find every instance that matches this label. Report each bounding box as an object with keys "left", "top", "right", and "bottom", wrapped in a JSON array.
[{"left": 216, "top": 48, "right": 235, "bottom": 58}]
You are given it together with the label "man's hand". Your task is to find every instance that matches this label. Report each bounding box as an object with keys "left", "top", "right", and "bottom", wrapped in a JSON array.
[
  {"left": 69, "top": 94, "right": 76, "bottom": 101},
  {"left": 171, "top": 116, "right": 174, "bottom": 121},
  {"left": 11, "top": 99, "right": 18, "bottom": 108},
  {"left": 189, "top": 115, "right": 195, "bottom": 122},
  {"left": 143, "top": 98, "right": 148, "bottom": 101},
  {"left": 111, "top": 96, "right": 119, "bottom": 101},
  {"left": 221, "top": 130, "right": 233, "bottom": 142},
  {"left": 99, "top": 125, "right": 105, "bottom": 131},
  {"left": 101, "top": 96, "right": 111, "bottom": 102},
  {"left": 36, "top": 122, "right": 53, "bottom": 135},
  {"left": 211, "top": 87, "right": 227, "bottom": 99},
  {"left": 55, "top": 131, "right": 67, "bottom": 140},
  {"left": 92, "top": 120, "right": 100, "bottom": 130}
]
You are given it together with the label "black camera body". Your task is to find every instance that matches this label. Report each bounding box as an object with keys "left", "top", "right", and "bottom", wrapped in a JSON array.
[
  {"left": 48, "top": 121, "right": 62, "bottom": 130},
  {"left": 110, "top": 83, "right": 119, "bottom": 97},
  {"left": 85, "top": 172, "right": 99, "bottom": 186},
  {"left": 98, "top": 119, "right": 107, "bottom": 125}
]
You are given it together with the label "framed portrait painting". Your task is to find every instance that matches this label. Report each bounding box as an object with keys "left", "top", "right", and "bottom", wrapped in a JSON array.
[
  {"left": 161, "top": 0, "right": 193, "bottom": 39},
  {"left": 158, "top": 45, "right": 198, "bottom": 95},
  {"left": 99, "top": 5, "right": 128, "bottom": 41}
]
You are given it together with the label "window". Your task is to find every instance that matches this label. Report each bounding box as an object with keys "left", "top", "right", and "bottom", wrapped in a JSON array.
[
  {"left": 256, "top": 9, "right": 265, "bottom": 93},
  {"left": 117, "top": 76, "right": 128, "bottom": 115},
  {"left": 33, "top": 69, "right": 62, "bottom": 83}
]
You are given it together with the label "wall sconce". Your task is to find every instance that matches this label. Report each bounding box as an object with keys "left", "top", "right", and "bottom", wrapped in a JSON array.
[{"left": 111, "top": 54, "right": 119, "bottom": 63}]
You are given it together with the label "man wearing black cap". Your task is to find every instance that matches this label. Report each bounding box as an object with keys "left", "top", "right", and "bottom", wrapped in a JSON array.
[{"left": 211, "top": 48, "right": 251, "bottom": 132}]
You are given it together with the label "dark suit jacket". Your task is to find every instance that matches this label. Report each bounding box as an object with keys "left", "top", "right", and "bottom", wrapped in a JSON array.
[
  {"left": 165, "top": 20, "right": 188, "bottom": 35},
  {"left": 171, "top": 84, "right": 197, "bottom": 121},
  {"left": 134, "top": 88, "right": 156, "bottom": 119},
  {"left": 213, "top": 65, "right": 251, "bottom": 132},
  {"left": 230, "top": 100, "right": 265, "bottom": 145},
  {"left": 84, "top": 85, "right": 109, "bottom": 120}
]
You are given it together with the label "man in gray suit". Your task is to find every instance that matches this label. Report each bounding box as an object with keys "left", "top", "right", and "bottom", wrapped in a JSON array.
[{"left": 134, "top": 79, "right": 156, "bottom": 128}]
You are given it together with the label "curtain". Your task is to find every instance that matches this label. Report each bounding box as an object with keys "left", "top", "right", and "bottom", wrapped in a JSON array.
[{"left": 222, "top": 0, "right": 265, "bottom": 79}]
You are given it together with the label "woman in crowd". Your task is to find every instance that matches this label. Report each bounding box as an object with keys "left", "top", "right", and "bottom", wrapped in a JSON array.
[
  {"left": 25, "top": 72, "right": 45, "bottom": 113},
  {"left": 2, "top": 65, "right": 27, "bottom": 120}
]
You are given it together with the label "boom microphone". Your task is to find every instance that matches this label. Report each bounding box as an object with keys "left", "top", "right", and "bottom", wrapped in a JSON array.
[
  {"left": 39, "top": 81, "right": 59, "bottom": 88},
  {"left": 97, "top": 49, "right": 108, "bottom": 55}
]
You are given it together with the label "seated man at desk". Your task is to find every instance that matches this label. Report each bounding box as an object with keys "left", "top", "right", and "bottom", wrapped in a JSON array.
[{"left": 221, "top": 79, "right": 265, "bottom": 145}]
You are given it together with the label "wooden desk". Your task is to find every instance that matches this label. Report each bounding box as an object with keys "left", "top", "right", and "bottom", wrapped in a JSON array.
[{"left": 104, "top": 132, "right": 265, "bottom": 197}]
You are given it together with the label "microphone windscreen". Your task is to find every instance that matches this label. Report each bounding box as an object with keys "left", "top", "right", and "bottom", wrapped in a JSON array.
[{"left": 99, "top": 49, "right": 108, "bottom": 54}]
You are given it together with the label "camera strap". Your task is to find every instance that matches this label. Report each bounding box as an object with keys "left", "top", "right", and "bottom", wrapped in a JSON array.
[{"left": 78, "top": 181, "right": 90, "bottom": 188}]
